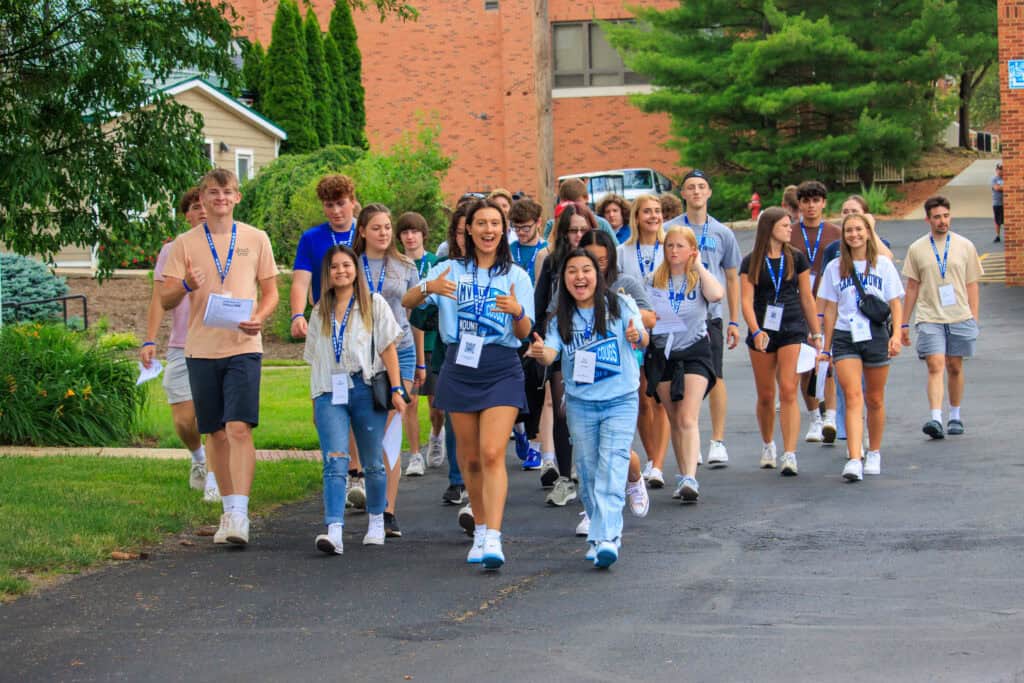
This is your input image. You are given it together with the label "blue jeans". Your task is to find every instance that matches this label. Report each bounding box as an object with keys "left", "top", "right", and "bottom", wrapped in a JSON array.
[
  {"left": 445, "top": 412, "right": 463, "bottom": 485},
  {"left": 397, "top": 344, "right": 415, "bottom": 382},
  {"left": 313, "top": 377, "right": 388, "bottom": 525},
  {"left": 565, "top": 393, "right": 638, "bottom": 545}
]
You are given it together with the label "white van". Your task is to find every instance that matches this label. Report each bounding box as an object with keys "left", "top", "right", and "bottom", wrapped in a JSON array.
[
  {"left": 618, "top": 168, "right": 675, "bottom": 201},
  {"left": 556, "top": 171, "right": 625, "bottom": 209}
]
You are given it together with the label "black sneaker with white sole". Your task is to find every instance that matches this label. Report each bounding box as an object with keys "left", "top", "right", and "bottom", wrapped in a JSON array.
[
  {"left": 383, "top": 512, "right": 402, "bottom": 538},
  {"left": 442, "top": 484, "right": 466, "bottom": 505}
]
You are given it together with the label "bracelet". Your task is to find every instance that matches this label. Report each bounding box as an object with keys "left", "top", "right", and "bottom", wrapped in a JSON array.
[
  {"left": 817, "top": 313, "right": 825, "bottom": 318},
  {"left": 141, "top": 342, "right": 156, "bottom": 348},
  {"left": 812, "top": 333, "right": 824, "bottom": 340},
  {"left": 752, "top": 329, "right": 764, "bottom": 338},
  {"left": 728, "top": 321, "right": 739, "bottom": 328},
  {"left": 182, "top": 280, "right": 192, "bottom": 293},
  {"left": 901, "top": 324, "right": 910, "bottom": 329},
  {"left": 513, "top": 305, "right": 526, "bottom": 322},
  {"left": 821, "top": 351, "right": 832, "bottom": 357},
  {"left": 291, "top": 313, "right": 305, "bottom": 321},
  {"left": 416, "top": 364, "right": 426, "bottom": 370},
  {"left": 391, "top": 386, "right": 403, "bottom": 393}
]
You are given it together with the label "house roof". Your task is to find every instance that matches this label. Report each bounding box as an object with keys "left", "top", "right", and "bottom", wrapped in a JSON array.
[{"left": 158, "top": 77, "right": 287, "bottom": 141}]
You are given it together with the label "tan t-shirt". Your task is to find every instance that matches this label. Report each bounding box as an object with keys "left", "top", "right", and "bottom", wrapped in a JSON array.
[
  {"left": 902, "top": 231, "right": 982, "bottom": 324},
  {"left": 163, "top": 222, "right": 279, "bottom": 359},
  {"left": 789, "top": 220, "right": 840, "bottom": 296}
]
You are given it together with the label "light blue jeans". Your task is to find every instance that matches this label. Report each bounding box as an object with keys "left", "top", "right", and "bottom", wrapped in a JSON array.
[
  {"left": 313, "top": 376, "right": 388, "bottom": 525},
  {"left": 565, "top": 392, "right": 639, "bottom": 545}
]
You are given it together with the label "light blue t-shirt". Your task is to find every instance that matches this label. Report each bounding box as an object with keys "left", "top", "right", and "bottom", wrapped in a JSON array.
[
  {"left": 544, "top": 294, "right": 644, "bottom": 400},
  {"left": 423, "top": 259, "right": 535, "bottom": 349},
  {"left": 649, "top": 275, "right": 710, "bottom": 351}
]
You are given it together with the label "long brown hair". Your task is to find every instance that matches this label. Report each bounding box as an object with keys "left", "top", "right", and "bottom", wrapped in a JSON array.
[
  {"left": 652, "top": 226, "right": 699, "bottom": 294},
  {"left": 352, "top": 203, "right": 414, "bottom": 267},
  {"left": 747, "top": 206, "right": 796, "bottom": 286},
  {"left": 318, "top": 245, "right": 373, "bottom": 336},
  {"left": 838, "top": 213, "right": 878, "bottom": 279}
]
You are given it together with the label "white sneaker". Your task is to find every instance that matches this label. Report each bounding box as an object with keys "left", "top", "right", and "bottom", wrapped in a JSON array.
[
  {"left": 482, "top": 534, "right": 505, "bottom": 569},
  {"left": 213, "top": 513, "right": 231, "bottom": 544},
  {"left": 405, "top": 452, "right": 425, "bottom": 477},
  {"left": 347, "top": 477, "right": 366, "bottom": 510},
  {"left": 225, "top": 512, "right": 249, "bottom": 545},
  {"left": 458, "top": 504, "right": 475, "bottom": 536},
  {"left": 315, "top": 523, "right": 344, "bottom": 555},
  {"left": 647, "top": 467, "right": 665, "bottom": 489},
  {"left": 759, "top": 442, "right": 777, "bottom": 469},
  {"left": 864, "top": 451, "right": 881, "bottom": 475},
  {"left": 805, "top": 414, "right": 824, "bottom": 442},
  {"left": 546, "top": 477, "right": 577, "bottom": 506},
  {"left": 363, "top": 514, "right": 385, "bottom": 545},
  {"left": 585, "top": 542, "right": 597, "bottom": 562},
  {"left": 575, "top": 511, "right": 590, "bottom": 537},
  {"left": 842, "top": 459, "right": 864, "bottom": 482},
  {"left": 427, "top": 431, "right": 445, "bottom": 468},
  {"left": 189, "top": 462, "right": 206, "bottom": 491},
  {"left": 467, "top": 529, "right": 485, "bottom": 564},
  {"left": 626, "top": 478, "right": 650, "bottom": 517},
  {"left": 707, "top": 441, "right": 729, "bottom": 468},
  {"left": 641, "top": 460, "right": 653, "bottom": 481},
  {"left": 779, "top": 452, "right": 799, "bottom": 476},
  {"left": 822, "top": 416, "right": 837, "bottom": 444},
  {"left": 203, "top": 484, "right": 221, "bottom": 503}
]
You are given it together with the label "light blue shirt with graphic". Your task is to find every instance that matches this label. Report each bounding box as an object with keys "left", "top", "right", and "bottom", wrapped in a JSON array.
[
  {"left": 423, "top": 259, "right": 535, "bottom": 349},
  {"left": 544, "top": 294, "right": 644, "bottom": 400}
]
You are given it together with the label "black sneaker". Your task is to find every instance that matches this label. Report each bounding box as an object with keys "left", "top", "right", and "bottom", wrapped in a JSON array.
[
  {"left": 442, "top": 484, "right": 466, "bottom": 505},
  {"left": 923, "top": 419, "right": 945, "bottom": 439},
  {"left": 994, "top": 235, "right": 1001, "bottom": 243},
  {"left": 540, "top": 465, "right": 560, "bottom": 489},
  {"left": 947, "top": 419, "right": 965, "bottom": 435},
  {"left": 383, "top": 512, "right": 402, "bottom": 538}
]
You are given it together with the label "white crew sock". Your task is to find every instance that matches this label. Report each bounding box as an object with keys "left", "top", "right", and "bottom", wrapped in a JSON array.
[
  {"left": 530, "top": 440, "right": 542, "bottom": 453},
  {"left": 542, "top": 451, "right": 555, "bottom": 463},
  {"left": 931, "top": 409, "right": 943, "bottom": 422},
  {"left": 221, "top": 494, "right": 237, "bottom": 514},
  {"left": 824, "top": 409, "right": 837, "bottom": 423},
  {"left": 807, "top": 408, "right": 818, "bottom": 418},
  {"left": 474, "top": 523, "right": 486, "bottom": 537},
  {"left": 485, "top": 528, "right": 502, "bottom": 542},
  {"left": 764, "top": 441, "right": 774, "bottom": 448},
  {"left": 205, "top": 471, "right": 218, "bottom": 489},
  {"left": 233, "top": 495, "right": 249, "bottom": 516},
  {"left": 191, "top": 446, "right": 205, "bottom": 464},
  {"left": 949, "top": 406, "right": 961, "bottom": 421},
  {"left": 513, "top": 422, "right": 526, "bottom": 435}
]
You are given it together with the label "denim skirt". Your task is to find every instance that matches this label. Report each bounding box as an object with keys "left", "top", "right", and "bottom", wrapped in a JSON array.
[{"left": 435, "top": 344, "right": 528, "bottom": 413}]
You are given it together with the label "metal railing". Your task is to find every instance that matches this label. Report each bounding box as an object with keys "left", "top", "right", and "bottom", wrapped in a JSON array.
[{"left": 7, "top": 295, "right": 89, "bottom": 329}]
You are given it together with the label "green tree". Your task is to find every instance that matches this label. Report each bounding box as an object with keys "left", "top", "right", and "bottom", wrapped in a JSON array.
[
  {"left": 303, "top": 9, "right": 334, "bottom": 147},
  {"left": 323, "top": 33, "right": 352, "bottom": 146},
  {"left": 263, "top": 0, "right": 318, "bottom": 153},
  {"left": 330, "top": 0, "right": 368, "bottom": 149},
  {"left": 952, "top": 0, "right": 998, "bottom": 147},
  {"left": 604, "top": 1, "right": 960, "bottom": 208},
  {"left": 242, "top": 40, "right": 267, "bottom": 111},
  {"left": 0, "top": 0, "right": 238, "bottom": 277}
]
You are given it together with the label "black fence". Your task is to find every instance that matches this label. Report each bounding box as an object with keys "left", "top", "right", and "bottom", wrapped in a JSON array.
[{"left": 7, "top": 295, "right": 89, "bottom": 329}]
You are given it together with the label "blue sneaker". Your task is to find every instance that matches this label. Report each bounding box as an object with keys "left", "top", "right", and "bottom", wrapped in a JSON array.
[
  {"left": 482, "top": 535, "right": 504, "bottom": 570},
  {"left": 594, "top": 541, "right": 618, "bottom": 568},
  {"left": 513, "top": 430, "right": 529, "bottom": 461},
  {"left": 522, "top": 448, "right": 542, "bottom": 470}
]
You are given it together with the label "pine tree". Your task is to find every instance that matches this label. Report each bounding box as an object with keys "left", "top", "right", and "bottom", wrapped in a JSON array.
[
  {"left": 303, "top": 9, "right": 333, "bottom": 146},
  {"left": 241, "top": 40, "right": 266, "bottom": 111},
  {"left": 323, "top": 33, "right": 352, "bottom": 146},
  {"left": 330, "top": 0, "right": 368, "bottom": 149},
  {"left": 604, "top": 1, "right": 960, "bottom": 195},
  {"left": 263, "top": 0, "right": 318, "bottom": 153},
  {"left": 951, "top": 0, "right": 998, "bottom": 147}
]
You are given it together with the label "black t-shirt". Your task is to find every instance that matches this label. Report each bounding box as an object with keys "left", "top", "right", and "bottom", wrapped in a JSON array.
[{"left": 740, "top": 250, "right": 810, "bottom": 334}]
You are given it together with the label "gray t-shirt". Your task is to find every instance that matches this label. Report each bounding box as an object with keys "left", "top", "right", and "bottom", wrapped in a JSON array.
[
  {"left": 992, "top": 175, "right": 1004, "bottom": 206},
  {"left": 649, "top": 275, "right": 710, "bottom": 352},
  {"left": 663, "top": 214, "right": 740, "bottom": 320},
  {"left": 363, "top": 256, "right": 418, "bottom": 349},
  {"left": 608, "top": 273, "right": 652, "bottom": 311}
]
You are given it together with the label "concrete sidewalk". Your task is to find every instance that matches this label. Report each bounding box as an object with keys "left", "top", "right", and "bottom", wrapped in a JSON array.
[
  {"left": 0, "top": 446, "right": 319, "bottom": 461},
  {"left": 902, "top": 158, "right": 1000, "bottom": 219}
]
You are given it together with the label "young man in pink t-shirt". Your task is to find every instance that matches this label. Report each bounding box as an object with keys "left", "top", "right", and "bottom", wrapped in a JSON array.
[{"left": 140, "top": 188, "right": 219, "bottom": 500}]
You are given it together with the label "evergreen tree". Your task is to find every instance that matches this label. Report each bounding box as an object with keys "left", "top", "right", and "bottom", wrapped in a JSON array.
[
  {"left": 604, "top": 1, "right": 960, "bottom": 196},
  {"left": 303, "top": 9, "right": 333, "bottom": 146},
  {"left": 330, "top": 0, "right": 368, "bottom": 149},
  {"left": 952, "top": 0, "right": 998, "bottom": 147},
  {"left": 323, "top": 33, "right": 353, "bottom": 146},
  {"left": 241, "top": 40, "right": 266, "bottom": 111},
  {"left": 263, "top": 0, "right": 318, "bottom": 153}
]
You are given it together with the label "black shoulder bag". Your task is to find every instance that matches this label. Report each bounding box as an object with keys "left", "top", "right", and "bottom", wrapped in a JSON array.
[
  {"left": 849, "top": 264, "right": 892, "bottom": 335},
  {"left": 367, "top": 298, "right": 393, "bottom": 411}
]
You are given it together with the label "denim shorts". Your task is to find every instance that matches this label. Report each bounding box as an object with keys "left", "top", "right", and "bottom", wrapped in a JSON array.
[
  {"left": 832, "top": 329, "right": 890, "bottom": 368},
  {"left": 916, "top": 319, "right": 978, "bottom": 359},
  {"left": 397, "top": 344, "right": 415, "bottom": 382}
]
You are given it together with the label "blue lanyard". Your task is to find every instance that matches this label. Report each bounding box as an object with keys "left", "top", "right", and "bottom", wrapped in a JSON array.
[
  {"left": 684, "top": 215, "right": 710, "bottom": 251},
  {"left": 416, "top": 255, "right": 431, "bottom": 279},
  {"left": 636, "top": 241, "right": 660, "bottom": 277},
  {"left": 331, "top": 229, "right": 353, "bottom": 247},
  {"left": 203, "top": 223, "right": 236, "bottom": 284},
  {"left": 930, "top": 234, "right": 950, "bottom": 279},
  {"left": 361, "top": 255, "right": 387, "bottom": 294},
  {"left": 471, "top": 264, "right": 493, "bottom": 337},
  {"left": 800, "top": 221, "right": 824, "bottom": 264},
  {"left": 765, "top": 255, "right": 785, "bottom": 303},
  {"left": 576, "top": 308, "right": 595, "bottom": 341},
  {"left": 668, "top": 276, "right": 689, "bottom": 313},
  {"left": 512, "top": 242, "right": 541, "bottom": 277},
  {"left": 330, "top": 297, "right": 355, "bottom": 365}
]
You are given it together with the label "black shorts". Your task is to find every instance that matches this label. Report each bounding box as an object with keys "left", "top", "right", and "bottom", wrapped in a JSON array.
[
  {"left": 186, "top": 353, "right": 262, "bottom": 434},
  {"left": 644, "top": 336, "right": 717, "bottom": 402},
  {"left": 746, "top": 329, "right": 806, "bottom": 354},
  {"left": 707, "top": 317, "right": 724, "bottom": 378},
  {"left": 414, "top": 350, "right": 437, "bottom": 397},
  {"left": 994, "top": 205, "right": 1004, "bottom": 226},
  {"left": 831, "top": 329, "right": 890, "bottom": 368}
]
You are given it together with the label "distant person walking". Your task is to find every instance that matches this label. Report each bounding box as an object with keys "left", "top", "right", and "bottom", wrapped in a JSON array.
[{"left": 992, "top": 162, "right": 1004, "bottom": 243}]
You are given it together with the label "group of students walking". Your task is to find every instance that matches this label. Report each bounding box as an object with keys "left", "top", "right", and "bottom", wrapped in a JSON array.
[{"left": 141, "top": 167, "right": 984, "bottom": 572}]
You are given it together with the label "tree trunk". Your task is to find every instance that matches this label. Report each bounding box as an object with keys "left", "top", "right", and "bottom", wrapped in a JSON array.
[{"left": 959, "top": 70, "right": 974, "bottom": 149}]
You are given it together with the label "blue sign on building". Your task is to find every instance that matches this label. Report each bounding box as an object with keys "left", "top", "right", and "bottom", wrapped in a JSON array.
[{"left": 1010, "top": 60, "right": 1024, "bottom": 90}]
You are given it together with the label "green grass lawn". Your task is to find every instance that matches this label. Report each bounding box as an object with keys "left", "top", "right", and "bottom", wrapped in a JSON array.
[
  {"left": 0, "top": 456, "right": 322, "bottom": 597},
  {"left": 137, "top": 367, "right": 437, "bottom": 451}
]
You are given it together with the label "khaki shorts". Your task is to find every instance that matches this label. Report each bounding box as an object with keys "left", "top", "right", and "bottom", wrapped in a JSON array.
[{"left": 162, "top": 347, "right": 193, "bottom": 404}]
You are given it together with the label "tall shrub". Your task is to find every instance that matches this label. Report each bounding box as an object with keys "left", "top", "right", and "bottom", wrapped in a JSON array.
[
  {"left": 303, "top": 9, "right": 333, "bottom": 147},
  {"left": 322, "top": 33, "right": 351, "bottom": 147},
  {"left": 330, "top": 0, "right": 367, "bottom": 149},
  {"left": 263, "top": 0, "right": 318, "bottom": 153},
  {"left": 0, "top": 254, "right": 69, "bottom": 323},
  {"left": 242, "top": 40, "right": 266, "bottom": 111}
]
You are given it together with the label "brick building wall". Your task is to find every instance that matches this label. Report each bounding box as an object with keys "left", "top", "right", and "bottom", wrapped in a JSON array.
[
  {"left": 999, "top": 0, "right": 1024, "bottom": 285},
  {"left": 228, "top": 0, "right": 680, "bottom": 206}
]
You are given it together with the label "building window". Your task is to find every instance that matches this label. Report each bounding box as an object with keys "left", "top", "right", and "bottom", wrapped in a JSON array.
[
  {"left": 484, "top": 0, "right": 498, "bottom": 9},
  {"left": 235, "top": 149, "right": 254, "bottom": 181},
  {"left": 202, "top": 139, "right": 214, "bottom": 166},
  {"left": 552, "top": 21, "right": 646, "bottom": 88}
]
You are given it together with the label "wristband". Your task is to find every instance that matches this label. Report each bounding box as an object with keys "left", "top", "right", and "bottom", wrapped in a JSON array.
[
  {"left": 391, "top": 386, "right": 403, "bottom": 393},
  {"left": 141, "top": 341, "right": 156, "bottom": 348},
  {"left": 291, "top": 313, "right": 305, "bottom": 321},
  {"left": 513, "top": 305, "right": 526, "bottom": 322},
  {"left": 812, "top": 333, "right": 824, "bottom": 340},
  {"left": 821, "top": 351, "right": 831, "bottom": 357},
  {"left": 182, "top": 280, "right": 192, "bottom": 293},
  {"left": 416, "top": 364, "right": 426, "bottom": 370},
  {"left": 728, "top": 321, "right": 739, "bottom": 328},
  {"left": 817, "top": 313, "right": 825, "bottom": 318},
  {"left": 900, "top": 324, "right": 910, "bottom": 329},
  {"left": 752, "top": 329, "right": 764, "bottom": 338}
]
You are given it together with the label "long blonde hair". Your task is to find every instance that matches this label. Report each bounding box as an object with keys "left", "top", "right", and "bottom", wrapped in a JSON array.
[
  {"left": 318, "top": 245, "right": 373, "bottom": 336},
  {"left": 625, "top": 194, "right": 665, "bottom": 246},
  {"left": 652, "top": 226, "right": 699, "bottom": 294},
  {"left": 838, "top": 213, "right": 878, "bottom": 279}
]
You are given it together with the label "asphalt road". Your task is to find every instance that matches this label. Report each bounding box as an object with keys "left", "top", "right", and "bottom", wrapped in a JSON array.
[{"left": 2, "top": 218, "right": 1022, "bottom": 683}]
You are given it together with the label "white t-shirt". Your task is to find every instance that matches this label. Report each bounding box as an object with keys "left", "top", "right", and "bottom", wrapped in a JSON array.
[{"left": 817, "top": 256, "right": 904, "bottom": 332}]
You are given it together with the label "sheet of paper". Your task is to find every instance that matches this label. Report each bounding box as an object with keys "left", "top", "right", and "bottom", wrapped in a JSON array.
[
  {"left": 136, "top": 359, "right": 163, "bottom": 386},
  {"left": 648, "top": 288, "right": 687, "bottom": 335},
  {"left": 796, "top": 343, "right": 818, "bottom": 374},
  {"left": 382, "top": 414, "right": 402, "bottom": 471},
  {"left": 815, "top": 361, "right": 829, "bottom": 400},
  {"left": 202, "top": 293, "right": 254, "bottom": 330}
]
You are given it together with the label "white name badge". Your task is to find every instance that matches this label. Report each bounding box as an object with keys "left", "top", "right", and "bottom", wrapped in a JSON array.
[
  {"left": 808, "top": 273, "right": 817, "bottom": 293},
  {"left": 938, "top": 283, "right": 957, "bottom": 307},
  {"left": 456, "top": 333, "right": 484, "bottom": 368},
  {"left": 764, "top": 304, "right": 784, "bottom": 331},
  {"left": 331, "top": 373, "right": 349, "bottom": 405},
  {"left": 573, "top": 350, "right": 597, "bottom": 384},
  {"left": 850, "top": 314, "right": 872, "bottom": 343}
]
